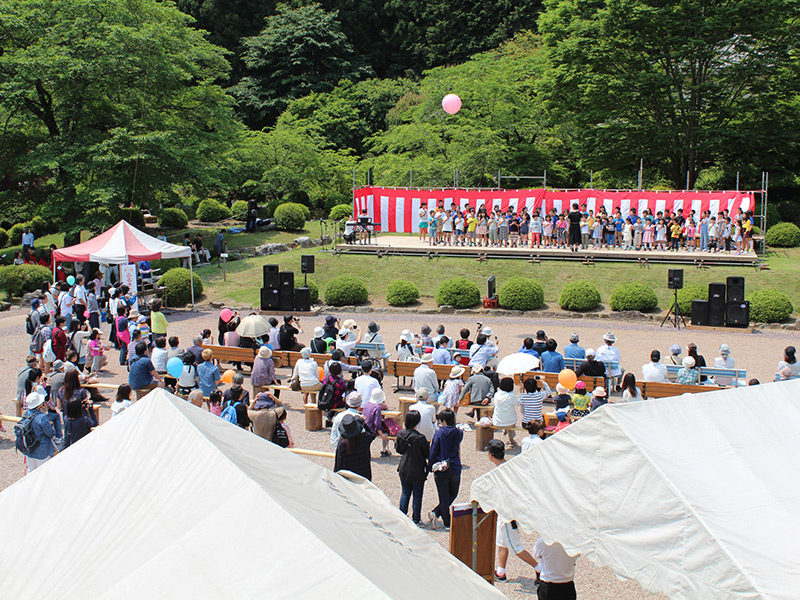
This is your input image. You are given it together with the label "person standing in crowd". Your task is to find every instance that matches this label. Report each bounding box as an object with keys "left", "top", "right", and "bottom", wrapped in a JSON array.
[
  {"left": 334, "top": 414, "right": 375, "bottom": 480},
  {"left": 409, "top": 388, "right": 437, "bottom": 442},
  {"left": 428, "top": 409, "right": 462, "bottom": 531},
  {"left": 18, "top": 391, "right": 57, "bottom": 473},
  {"left": 396, "top": 410, "right": 430, "bottom": 527},
  {"left": 413, "top": 354, "right": 439, "bottom": 403},
  {"left": 150, "top": 299, "right": 167, "bottom": 340},
  {"left": 85, "top": 281, "right": 100, "bottom": 330},
  {"left": 531, "top": 539, "right": 579, "bottom": 600},
  {"left": 563, "top": 333, "right": 585, "bottom": 360}
]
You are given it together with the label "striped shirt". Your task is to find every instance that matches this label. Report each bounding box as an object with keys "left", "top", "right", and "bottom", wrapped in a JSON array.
[{"left": 520, "top": 391, "right": 547, "bottom": 423}]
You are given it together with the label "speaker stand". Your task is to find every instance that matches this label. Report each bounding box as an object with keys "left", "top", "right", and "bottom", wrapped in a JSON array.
[{"left": 660, "top": 288, "right": 687, "bottom": 330}]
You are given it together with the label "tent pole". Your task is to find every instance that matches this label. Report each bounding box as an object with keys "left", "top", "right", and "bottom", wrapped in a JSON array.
[
  {"left": 190, "top": 260, "right": 195, "bottom": 306},
  {"left": 52, "top": 256, "right": 56, "bottom": 284},
  {"left": 472, "top": 501, "right": 478, "bottom": 572}
]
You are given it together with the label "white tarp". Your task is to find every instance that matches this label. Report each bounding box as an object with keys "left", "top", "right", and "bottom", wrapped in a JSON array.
[
  {"left": 471, "top": 380, "right": 800, "bottom": 600},
  {"left": 0, "top": 389, "right": 503, "bottom": 599}
]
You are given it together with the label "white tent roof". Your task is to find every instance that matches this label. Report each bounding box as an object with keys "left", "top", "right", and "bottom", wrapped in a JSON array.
[
  {"left": 471, "top": 381, "right": 800, "bottom": 600},
  {"left": 52, "top": 219, "right": 191, "bottom": 264},
  {"left": 0, "top": 389, "right": 503, "bottom": 599}
]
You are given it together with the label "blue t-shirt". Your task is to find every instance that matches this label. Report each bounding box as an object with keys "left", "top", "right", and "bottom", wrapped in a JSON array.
[
  {"left": 128, "top": 356, "right": 155, "bottom": 389},
  {"left": 564, "top": 343, "right": 586, "bottom": 360},
  {"left": 540, "top": 351, "right": 565, "bottom": 373},
  {"left": 197, "top": 361, "right": 221, "bottom": 396},
  {"left": 613, "top": 217, "right": 624, "bottom": 232}
]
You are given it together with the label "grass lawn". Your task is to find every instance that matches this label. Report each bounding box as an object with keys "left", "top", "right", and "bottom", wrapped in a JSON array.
[
  {"left": 197, "top": 245, "right": 800, "bottom": 315},
  {"left": 159, "top": 227, "right": 316, "bottom": 251}
]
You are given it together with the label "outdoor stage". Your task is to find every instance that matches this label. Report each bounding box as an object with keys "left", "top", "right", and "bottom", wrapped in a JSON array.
[{"left": 337, "top": 235, "right": 762, "bottom": 267}]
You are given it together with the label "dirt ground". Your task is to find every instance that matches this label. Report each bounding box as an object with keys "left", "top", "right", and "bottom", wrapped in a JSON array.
[{"left": 1, "top": 307, "right": 795, "bottom": 599}]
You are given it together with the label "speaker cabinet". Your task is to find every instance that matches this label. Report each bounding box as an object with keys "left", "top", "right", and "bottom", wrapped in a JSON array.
[
  {"left": 726, "top": 301, "right": 750, "bottom": 328},
  {"left": 708, "top": 283, "right": 726, "bottom": 326},
  {"left": 667, "top": 269, "right": 684, "bottom": 290},
  {"left": 726, "top": 276, "right": 745, "bottom": 303},
  {"left": 263, "top": 264, "right": 279, "bottom": 279},
  {"left": 279, "top": 286, "right": 294, "bottom": 311},
  {"left": 691, "top": 300, "right": 709, "bottom": 326},
  {"left": 279, "top": 271, "right": 294, "bottom": 290},
  {"left": 260, "top": 287, "right": 280, "bottom": 310},
  {"left": 301, "top": 255, "right": 315, "bottom": 274},
  {"left": 263, "top": 272, "right": 279, "bottom": 290},
  {"left": 294, "top": 287, "right": 311, "bottom": 312}
]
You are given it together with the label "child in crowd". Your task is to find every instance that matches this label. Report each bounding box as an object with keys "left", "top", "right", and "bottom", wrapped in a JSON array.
[
  {"left": 570, "top": 381, "right": 592, "bottom": 418},
  {"left": 201, "top": 328, "right": 213, "bottom": 345},
  {"left": 542, "top": 216, "right": 553, "bottom": 247},
  {"left": 685, "top": 218, "right": 697, "bottom": 251},
  {"left": 519, "top": 376, "right": 550, "bottom": 424},
  {"left": 208, "top": 389, "right": 223, "bottom": 416},
  {"left": 111, "top": 384, "right": 133, "bottom": 417}
]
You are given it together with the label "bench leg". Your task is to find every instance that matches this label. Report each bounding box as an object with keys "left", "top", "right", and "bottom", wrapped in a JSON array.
[
  {"left": 476, "top": 425, "right": 494, "bottom": 452},
  {"left": 304, "top": 407, "right": 323, "bottom": 432}
]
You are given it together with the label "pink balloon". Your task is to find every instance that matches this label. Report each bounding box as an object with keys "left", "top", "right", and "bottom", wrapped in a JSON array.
[
  {"left": 220, "top": 308, "right": 233, "bottom": 323},
  {"left": 442, "top": 94, "right": 462, "bottom": 115}
]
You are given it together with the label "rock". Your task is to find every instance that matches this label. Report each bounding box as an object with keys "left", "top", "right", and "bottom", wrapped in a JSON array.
[
  {"left": 0, "top": 301, "right": 10, "bottom": 311},
  {"left": 355, "top": 306, "right": 371, "bottom": 313},
  {"left": 439, "top": 305, "right": 454, "bottom": 314},
  {"left": 10, "top": 304, "right": 21, "bottom": 310},
  {"left": 209, "top": 301, "right": 224, "bottom": 309},
  {"left": 21, "top": 292, "right": 38, "bottom": 305},
  {"left": 294, "top": 236, "right": 313, "bottom": 248}
]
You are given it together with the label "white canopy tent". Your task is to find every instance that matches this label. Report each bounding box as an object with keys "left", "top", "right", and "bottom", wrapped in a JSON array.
[
  {"left": 52, "top": 220, "right": 195, "bottom": 303},
  {"left": 471, "top": 381, "right": 800, "bottom": 600},
  {"left": 0, "top": 389, "right": 504, "bottom": 599}
]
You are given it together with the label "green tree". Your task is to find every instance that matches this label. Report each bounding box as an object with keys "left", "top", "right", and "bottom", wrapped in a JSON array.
[
  {"left": 232, "top": 3, "right": 369, "bottom": 129},
  {"left": 539, "top": 0, "right": 800, "bottom": 189},
  {"left": 0, "top": 0, "right": 238, "bottom": 229}
]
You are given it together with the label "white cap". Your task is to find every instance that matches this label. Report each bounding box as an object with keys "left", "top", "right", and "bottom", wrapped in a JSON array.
[
  {"left": 481, "top": 326, "right": 493, "bottom": 336},
  {"left": 338, "top": 328, "right": 350, "bottom": 338},
  {"left": 719, "top": 343, "right": 730, "bottom": 355},
  {"left": 313, "top": 326, "right": 324, "bottom": 338},
  {"left": 400, "top": 329, "right": 413, "bottom": 342},
  {"left": 683, "top": 356, "right": 696, "bottom": 368}
]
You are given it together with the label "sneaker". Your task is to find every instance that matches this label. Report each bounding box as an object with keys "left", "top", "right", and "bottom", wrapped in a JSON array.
[
  {"left": 380, "top": 450, "right": 390, "bottom": 457},
  {"left": 428, "top": 511, "right": 440, "bottom": 530},
  {"left": 494, "top": 571, "right": 507, "bottom": 582}
]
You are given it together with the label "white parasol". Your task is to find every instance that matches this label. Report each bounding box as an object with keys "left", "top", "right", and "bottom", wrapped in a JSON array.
[
  {"left": 496, "top": 352, "right": 540, "bottom": 376},
  {"left": 235, "top": 314, "right": 270, "bottom": 338}
]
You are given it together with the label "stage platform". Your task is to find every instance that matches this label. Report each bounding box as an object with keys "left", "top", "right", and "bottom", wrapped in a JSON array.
[{"left": 337, "top": 235, "right": 762, "bottom": 267}]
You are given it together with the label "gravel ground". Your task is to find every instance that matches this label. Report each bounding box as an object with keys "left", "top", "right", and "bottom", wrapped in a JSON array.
[{"left": 1, "top": 307, "right": 795, "bottom": 599}]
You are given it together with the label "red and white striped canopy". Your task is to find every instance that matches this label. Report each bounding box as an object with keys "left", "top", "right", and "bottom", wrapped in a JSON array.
[{"left": 52, "top": 220, "right": 192, "bottom": 264}]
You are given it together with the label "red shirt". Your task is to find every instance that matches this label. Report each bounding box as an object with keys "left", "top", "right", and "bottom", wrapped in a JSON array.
[{"left": 51, "top": 327, "right": 68, "bottom": 360}]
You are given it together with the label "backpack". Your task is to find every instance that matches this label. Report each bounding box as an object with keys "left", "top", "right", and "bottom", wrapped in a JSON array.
[
  {"left": 309, "top": 337, "right": 327, "bottom": 354},
  {"left": 317, "top": 380, "right": 336, "bottom": 411},
  {"left": 25, "top": 312, "right": 36, "bottom": 335},
  {"left": 220, "top": 402, "right": 240, "bottom": 424},
  {"left": 14, "top": 412, "right": 41, "bottom": 456},
  {"left": 272, "top": 422, "right": 290, "bottom": 448},
  {"left": 42, "top": 338, "right": 56, "bottom": 363},
  {"left": 30, "top": 325, "right": 49, "bottom": 354}
]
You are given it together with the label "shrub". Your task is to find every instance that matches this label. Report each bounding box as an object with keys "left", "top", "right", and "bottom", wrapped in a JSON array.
[
  {"left": 497, "top": 277, "right": 544, "bottom": 311},
  {"left": 264, "top": 198, "right": 281, "bottom": 218},
  {"left": 274, "top": 202, "right": 308, "bottom": 230},
  {"left": 180, "top": 201, "right": 197, "bottom": 220},
  {"left": 151, "top": 258, "right": 181, "bottom": 274},
  {"left": 324, "top": 275, "right": 368, "bottom": 306},
  {"left": 295, "top": 279, "right": 320, "bottom": 305},
  {"left": 749, "top": 289, "right": 793, "bottom": 323},
  {"left": 8, "top": 223, "right": 27, "bottom": 245},
  {"left": 610, "top": 282, "right": 658, "bottom": 311},
  {"left": 196, "top": 198, "right": 231, "bottom": 223},
  {"left": 765, "top": 222, "right": 800, "bottom": 247},
  {"left": 118, "top": 208, "right": 145, "bottom": 228},
  {"left": 158, "top": 207, "right": 188, "bottom": 228},
  {"left": 436, "top": 277, "right": 481, "bottom": 308},
  {"left": 158, "top": 267, "right": 203, "bottom": 307},
  {"left": 676, "top": 283, "right": 708, "bottom": 316},
  {"left": 29, "top": 216, "right": 48, "bottom": 237},
  {"left": 329, "top": 203, "right": 353, "bottom": 221},
  {"left": 559, "top": 280, "right": 601, "bottom": 311},
  {"left": 231, "top": 200, "right": 248, "bottom": 220},
  {"left": 0, "top": 227, "right": 8, "bottom": 248},
  {"left": 386, "top": 280, "right": 420, "bottom": 306},
  {"left": 0, "top": 264, "right": 53, "bottom": 297}
]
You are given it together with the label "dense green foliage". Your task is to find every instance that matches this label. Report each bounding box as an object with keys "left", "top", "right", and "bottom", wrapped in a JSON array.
[
  {"left": 676, "top": 283, "right": 708, "bottom": 316},
  {"left": 385, "top": 280, "right": 420, "bottom": 306},
  {"left": 8, "top": 223, "right": 26, "bottom": 245},
  {"left": 0, "top": 228, "right": 7, "bottom": 248},
  {"left": 436, "top": 277, "right": 481, "bottom": 308},
  {"left": 274, "top": 202, "right": 308, "bottom": 230},
  {"left": 329, "top": 204, "right": 354, "bottom": 221},
  {"left": 231, "top": 200, "right": 248, "bottom": 220},
  {"left": 158, "top": 267, "right": 203, "bottom": 306},
  {"left": 559, "top": 280, "right": 600, "bottom": 311},
  {"left": 196, "top": 199, "right": 231, "bottom": 223},
  {"left": 0, "top": 264, "right": 52, "bottom": 297},
  {"left": 766, "top": 223, "right": 800, "bottom": 247},
  {"left": 324, "top": 275, "right": 368, "bottom": 306},
  {"left": 159, "top": 208, "right": 189, "bottom": 229},
  {"left": 610, "top": 282, "right": 658, "bottom": 312},
  {"left": 749, "top": 289, "right": 794, "bottom": 323},
  {"left": 498, "top": 277, "right": 544, "bottom": 311}
]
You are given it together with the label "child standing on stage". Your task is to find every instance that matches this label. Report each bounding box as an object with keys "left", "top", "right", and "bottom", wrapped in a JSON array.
[
  {"left": 476, "top": 212, "right": 488, "bottom": 246},
  {"left": 418, "top": 207, "right": 428, "bottom": 242},
  {"left": 685, "top": 218, "right": 696, "bottom": 252},
  {"left": 519, "top": 213, "right": 529, "bottom": 246},
  {"left": 466, "top": 210, "right": 477, "bottom": 246},
  {"left": 454, "top": 210, "right": 465, "bottom": 246},
  {"left": 542, "top": 214, "right": 553, "bottom": 247},
  {"left": 622, "top": 218, "right": 633, "bottom": 250},
  {"left": 428, "top": 209, "right": 438, "bottom": 246}
]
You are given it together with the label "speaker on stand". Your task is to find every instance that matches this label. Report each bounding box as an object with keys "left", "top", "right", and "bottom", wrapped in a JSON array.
[
  {"left": 708, "top": 283, "right": 726, "bottom": 326},
  {"left": 300, "top": 255, "right": 314, "bottom": 288},
  {"left": 661, "top": 269, "right": 686, "bottom": 329}
]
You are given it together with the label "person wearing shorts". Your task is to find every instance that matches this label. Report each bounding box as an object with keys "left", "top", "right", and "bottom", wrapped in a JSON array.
[{"left": 418, "top": 207, "right": 428, "bottom": 242}]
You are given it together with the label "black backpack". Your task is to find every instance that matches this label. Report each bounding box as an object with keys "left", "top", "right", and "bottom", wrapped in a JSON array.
[
  {"left": 272, "top": 422, "right": 290, "bottom": 448},
  {"left": 25, "top": 312, "right": 36, "bottom": 335},
  {"left": 14, "top": 412, "right": 41, "bottom": 456},
  {"left": 317, "top": 380, "right": 336, "bottom": 410}
]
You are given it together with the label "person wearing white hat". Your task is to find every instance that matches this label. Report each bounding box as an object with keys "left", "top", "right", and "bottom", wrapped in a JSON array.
[
  {"left": 396, "top": 329, "right": 418, "bottom": 362},
  {"left": 575, "top": 347, "right": 606, "bottom": 379},
  {"left": 409, "top": 388, "right": 437, "bottom": 442},
  {"left": 589, "top": 386, "right": 608, "bottom": 412},
  {"left": 459, "top": 365, "right": 495, "bottom": 416},
  {"left": 309, "top": 326, "right": 328, "bottom": 353},
  {"left": 337, "top": 326, "right": 361, "bottom": 357},
  {"left": 439, "top": 364, "right": 465, "bottom": 409},
  {"left": 413, "top": 354, "right": 440, "bottom": 404},
  {"left": 330, "top": 389, "right": 365, "bottom": 448},
  {"left": 595, "top": 331, "right": 623, "bottom": 384},
  {"left": 675, "top": 355, "right": 699, "bottom": 385},
  {"left": 713, "top": 343, "right": 736, "bottom": 386},
  {"left": 250, "top": 346, "right": 278, "bottom": 397},
  {"left": 19, "top": 391, "right": 58, "bottom": 472},
  {"left": 363, "top": 388, "right": 391, "bottom": 456}
]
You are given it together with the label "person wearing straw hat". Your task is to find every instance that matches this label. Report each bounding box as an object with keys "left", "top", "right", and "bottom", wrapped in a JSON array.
[
  {"left": 363, "top": 388, "right": 391, "bottom": 457},
  {"left": 595, "top": 331, "right": 623, "bottom": 384},
  {"left": 713, "top": 343, "right": 736, "bottom": 386},
  {"left": 19, "top": 391, "right": 58, "bottom": 473},
  {"left": 590, "top": 386, "right": 608, "bottom": 412},
  {"left": 460, "top": 365, "right": 495, "bottom": 416},
  {"left": 251, "top": 345, "right": 278, "bottom": 397},
  {"left": 439, "top": 364, "right": 465, "bottom": 409},
  {"left": 396, "top": 329, "right": 417, "bottom": 362},
  {"left": 413, "top": 354, "right": 439, "bottom": 404},
  {"left": 330, "top": 390, "right": 364, "bottom": 447}
]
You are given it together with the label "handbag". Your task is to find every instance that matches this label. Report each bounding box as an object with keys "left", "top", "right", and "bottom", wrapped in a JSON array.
[
  {"left": 382, "top": 417, "right": 401, "bottom": 437},
  {"left": 290, "top": 375, "right": 301, "bottom": 392},
  {"left": 272, "top": 422, "right": 290, "bottom": 448}
]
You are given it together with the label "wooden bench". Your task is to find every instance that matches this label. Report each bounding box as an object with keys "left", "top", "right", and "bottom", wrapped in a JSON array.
[
  {"left": 201, "top": 344, "right": 258, "bottom": 369},
  {"left": 354, "top": 341, "right": 392, "bottom": 368},
  {"left": 303, "top": 404, "right": 402, "bottom": 431},
  {"left": 448, "top": 347, "right": 471, "bottom": 361},
  {"left": 514, "top": 371, "right": 604, "bottom": 393},
  {"left": 636, "top": 381, "right": 723, "bottom": 399},
  {"left": 563, "top": 357, "right": 621, "bottom": 388},
  {"left": 388, "top": 360, "right": 419, "bottom": 390},
  {"left": 282, "top": 350, "right": 357, "bottom": 369},
  {"left": 664, "top": 364, "right": 746, "bottom": 386}
]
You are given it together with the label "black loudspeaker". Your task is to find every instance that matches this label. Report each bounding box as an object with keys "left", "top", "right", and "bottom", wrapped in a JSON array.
[
  {"left": 487, "top": 275, "right": 496, "bottom": 298},
  {"left": 726, "top": 276, "right": 745, "bottom": 303},
  {"left": 263, "top": 264, "right": 279, "bottom": 280},
  {"left": 691, "top": 300, "right": 709, "bottom": 326},
  {"left": 279, "top": 286, "right": 294, "bottom": 311},
  {"left": 708, "top": 283, "right": 726, "bottom": 326},
  {"left": 301, "top": 255, "right": 315, "bottom": 274},
  {"left": 667, "top": 269, "right": 684, "bottom": 290},
  {"left": 279, "top": 271, "right": 294, "bottom": 289},
  {"left": 726, "top": 301, "right": 750, "bottom": 328},
  {"left": 263, "top": 272, "right": 279, "bottom": 290},
  {"left": 260, "top": 287, "right": 280, "bottom": 310},
  {"left": 294, "top": 287, "right": 311, "bottom": 312}
]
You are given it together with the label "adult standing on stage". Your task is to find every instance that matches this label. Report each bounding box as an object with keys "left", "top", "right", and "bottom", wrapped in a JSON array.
[{"left": 567, "top": 203, "right": 582, "bottom": 252}]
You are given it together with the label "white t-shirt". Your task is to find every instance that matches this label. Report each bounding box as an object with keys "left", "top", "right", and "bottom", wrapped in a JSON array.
[
  {"left": 58, "top": 291, "right": 73, "bottom": 315},
  {"left": 151, "top": 347, "right": 169, "bottom": 372},
  {"left": 595, "top": 344, "right": 622, "bottom": 376},
  {"left": 268, "top": 327, "right": 280, "bottom": 349},
  {"left": 520, "top": 434, "right": 543, "bottom": 453},
  {"left": 178, "top": 364, "right": 197, "bottom": 388},
  {"left": 294, "top": 358, "right": 320, "bottom": 387},
  {"left": 73, "top": 285, "right": 87, "bottom": 307},
  {"left": 492, "top": 390, "right": 520, "bottom": 428},
  {"left": 355, "top": 374, "right": 381, "bottom": 406},
  {"left": 337, "top": 337, "right": 357, "bottom": 356},
  {"left": 409, "top": 401, "right": 437, "bottom": 441},
  {"left": 641, "top": 361, "right": 668, "bottom": 382},
  {"left": 531, "top": 539, "right": 578, "bottom": 583},
  {"left": 111, "top": 399, "right": 132, "bottom": 417},
  {"left": 621, "top": 387, "right": 642, "bottom": 402}
]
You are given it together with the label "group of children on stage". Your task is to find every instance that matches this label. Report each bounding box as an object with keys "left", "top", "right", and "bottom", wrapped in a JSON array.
[{"left": 417, "top": 204, "right": 756, "bottom": 254}]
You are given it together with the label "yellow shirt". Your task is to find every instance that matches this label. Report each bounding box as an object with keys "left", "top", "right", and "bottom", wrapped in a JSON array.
[
  {"left": 151, "top": 310, "right": 168, "bottom": 335},
  {"left": 467, "top": 216, "right": 477, "bottom": 232}
]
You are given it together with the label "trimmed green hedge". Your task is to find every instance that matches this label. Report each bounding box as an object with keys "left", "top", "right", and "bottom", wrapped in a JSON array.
[
  {"left": 159, "top": 207, "right": 188, "bottom": 228},
  {"left": 274, "top": 202, "right": 308, "bottom": 230},
  {"left": 196, "top": 198, "right": 231, "bottom": 223},
  {"left": 8, "top": 223, "right": 26, "bottom": 245},
  {"left": 0, "top": 227, "right": 7, "bottom": 248},
  {"left": 765, "top": 222, "right": 800, "bottom": 247},
  {"left": 498, "top": 277, "right": 544, "bottom": 311},
  {"left": 676, "top": 283, "right": 708, "bottom": 316},
  {"left": 749, "top": 289, "right": 793, "bottom": 323},
  {"left": 610, "top": 282, "right": 658, "bottom": 311},
  {"left": 158, "top": 267, "right": 203, "bottom": 306},
  {"left": 329, "top": 203, "right": 353, "bottom": 221},
  {"left": 231, "top": 200, "right": 248, "bottom": 220},
  {"left": 436, "top": 277, "right": 481, "bottom": 308},
  {"left": 386, "top": 280, "right": 420, "bottom": 306},
  {"left": 29, "top": 216, "right": 48, "bottom": 237},
  {"left": 559, "top": 280, "right": 600, "bottom": 311},
  {"left": 0, "top": 264, "right": 53, "bottom": 297},
  {"left": 325, "top": 275, "right": 368, "bottom": 306},
  {"left": 296, "top": 279, "right": 320, "bottom": 305}
]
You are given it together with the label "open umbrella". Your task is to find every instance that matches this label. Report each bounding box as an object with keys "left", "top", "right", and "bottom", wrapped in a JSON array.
[
  {"left": 236, "top": 314, "right": 270, "bottom": 338},
  {"left": 496, "top": 352, "right": 540, "bottom": 376}
]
